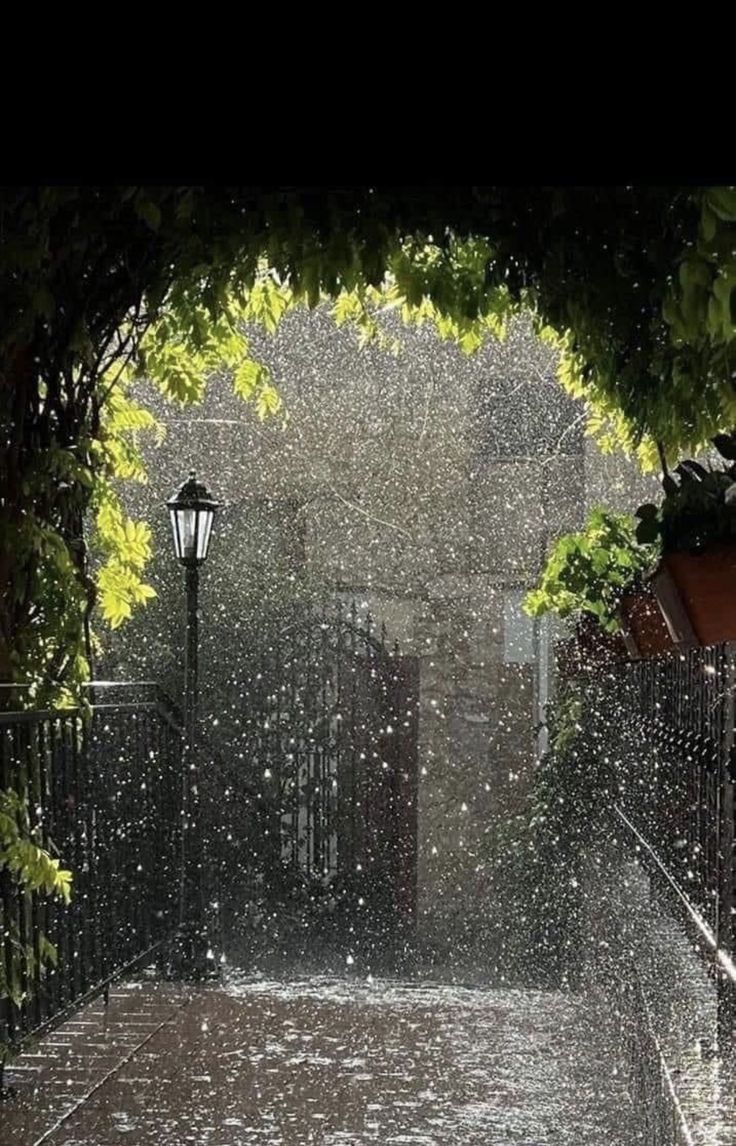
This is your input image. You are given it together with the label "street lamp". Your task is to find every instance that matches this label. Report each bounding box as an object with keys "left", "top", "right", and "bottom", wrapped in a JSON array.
[{"left": 166, "top": 471, "right": 220, "bottom": 977}]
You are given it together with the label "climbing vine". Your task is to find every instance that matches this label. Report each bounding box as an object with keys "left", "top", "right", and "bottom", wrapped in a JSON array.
[{"left": 526, "top": 676, "right": 614, "bottom": 986}]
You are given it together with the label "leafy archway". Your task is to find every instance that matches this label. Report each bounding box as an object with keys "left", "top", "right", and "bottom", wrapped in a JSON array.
[
  {"left": 2, "top": 182, "right": 735, "bottom": 1027},
  {"left": 2, "top": 185, "right": 735, "bottom": 700}
]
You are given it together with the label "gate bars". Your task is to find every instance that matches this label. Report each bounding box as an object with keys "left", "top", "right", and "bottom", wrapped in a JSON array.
[
  {"left": 600, "top": 645, "right": 736, "bottom": 1053},
  {"left": 210, "top": 602, "right": 420, "bottom": 953}
]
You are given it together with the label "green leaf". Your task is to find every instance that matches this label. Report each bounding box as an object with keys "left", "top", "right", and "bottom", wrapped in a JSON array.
[
  {"left": 134, "top": 196, "right": 162, "bottom": 231},
  {"left": 175, "top": 189, "right": 196, "bottom": 221},
  {"left": 705, "top": 186, "right": 736, "bottom": 222},
  {"left": 233, "top": 359, "right": 263, "bottom": 400}
]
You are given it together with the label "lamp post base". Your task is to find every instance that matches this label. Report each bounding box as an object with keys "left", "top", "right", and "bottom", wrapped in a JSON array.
[{"left": 164, "top": 923, "right": 221, "bottom": 982}]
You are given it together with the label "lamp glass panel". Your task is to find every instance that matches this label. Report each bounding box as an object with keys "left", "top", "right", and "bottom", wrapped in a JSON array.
[
  {"left": 169, "top": 510, "right": 182, "bottom": 559},
  {"left": 196, "top": 509, "right": 214, "bottom": 561},
  {"left": 176, "top": 507, "right": 198, "bottom": 561}
]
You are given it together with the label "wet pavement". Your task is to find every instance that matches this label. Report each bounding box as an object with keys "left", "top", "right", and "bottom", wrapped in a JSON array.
[{"left": 1, "top": 975, "right": 638, "bottom": 1145}]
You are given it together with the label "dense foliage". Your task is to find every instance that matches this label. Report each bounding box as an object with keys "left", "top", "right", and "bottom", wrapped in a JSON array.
[
  {"left": 636, "top": 431, "right": 736, "bottom": 552},
  {"left": 524, "top": 509, "right": 658, "bottom": 632},
  {"left": 0, "top": 788, "right": 71, "bottom": 1027},
  {"left": 1, "top": 185, "right": 734, "bottom": 1012},
  {"left": 2, "top": 185, "right": 734, "bottom": 701}
]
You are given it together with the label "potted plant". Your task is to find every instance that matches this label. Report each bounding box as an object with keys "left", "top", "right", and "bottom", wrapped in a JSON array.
[
  {"left": 617, "top": 588, "right": 675, "bottom": 658},
  {"left": 635, "top": 433, "right": 736, "bottom": 647},
  {"left": 524, "top": 508, "right": 670, "bottom": 663}
]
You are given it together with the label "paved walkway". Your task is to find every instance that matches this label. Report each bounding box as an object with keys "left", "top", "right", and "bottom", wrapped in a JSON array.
[{"left": 2, "top": 976, "right": 637, "bottom": 1145}]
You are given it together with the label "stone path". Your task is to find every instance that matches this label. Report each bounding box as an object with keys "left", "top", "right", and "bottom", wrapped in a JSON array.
[{"left": 1, "top": 975, "right": 638, "bottom": 1145}]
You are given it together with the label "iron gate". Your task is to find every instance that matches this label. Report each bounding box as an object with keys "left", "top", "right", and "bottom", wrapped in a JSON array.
[{"left": 208, "top": 603, "right": 419, "bottom": 961}]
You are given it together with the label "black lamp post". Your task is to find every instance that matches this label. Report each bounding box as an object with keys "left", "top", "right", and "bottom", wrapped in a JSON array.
[{"left": 166, "top": 471, "right": 220, "bottom": 976}]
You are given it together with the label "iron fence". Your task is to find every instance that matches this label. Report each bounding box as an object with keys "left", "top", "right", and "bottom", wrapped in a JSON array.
[
  {"left": 0, "top": 683, "right": 183, "bottom": 1055},
  {"left": 597, "top": 644, "right": 736, "bottom": 1051}
]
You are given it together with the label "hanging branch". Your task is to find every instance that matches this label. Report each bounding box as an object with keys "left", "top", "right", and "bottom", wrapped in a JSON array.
[{"left": 656, "top": 440, "right": 670, "bottom": 482}]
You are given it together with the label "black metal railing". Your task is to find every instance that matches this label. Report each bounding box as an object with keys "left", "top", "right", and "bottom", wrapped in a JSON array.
[
  {"left": 597, "top": 645, "right": 736, "bottom": 1051},
  {"left": 0, "top": 683, "right": 183, "bottom": 1053}
]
